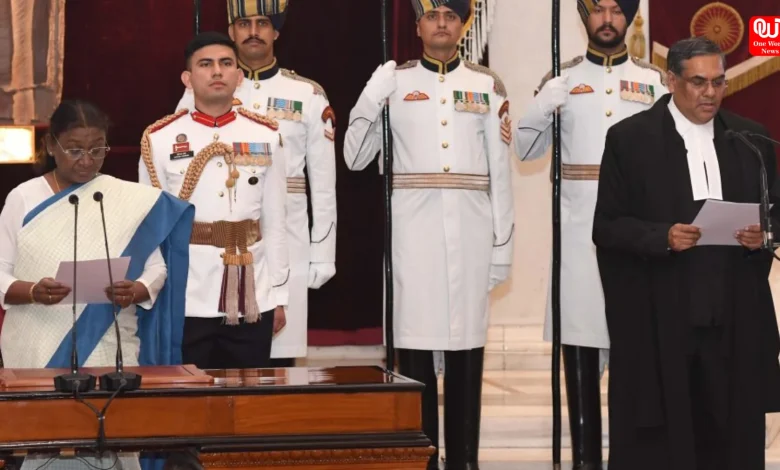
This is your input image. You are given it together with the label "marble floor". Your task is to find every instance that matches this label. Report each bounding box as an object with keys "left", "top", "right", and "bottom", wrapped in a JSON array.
[
  {"left": 434, "top": 369, "right": 780, "bottom": 469},
  {"left": 303, "top": 344, "right": 780, "bottom": 469}
]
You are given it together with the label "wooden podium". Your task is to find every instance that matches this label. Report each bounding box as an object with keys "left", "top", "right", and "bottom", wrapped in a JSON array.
[{"left": 0, "top": 365, "right": 434, "bottom": 469}]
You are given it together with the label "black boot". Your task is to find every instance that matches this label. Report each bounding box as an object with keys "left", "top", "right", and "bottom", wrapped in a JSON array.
[
  {"left": 563, "top": 345, "right": 603, "bottom": 470},
  {"left": 443, "top": 347, "right": 484, "bottom": 470},
  {"left": 398, "top": 349, "right": 441, "bottom": 470}
]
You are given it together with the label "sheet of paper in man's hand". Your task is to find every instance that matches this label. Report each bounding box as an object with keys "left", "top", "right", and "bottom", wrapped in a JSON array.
[
  {"left": 54, "top": 257, "right": 131, "bottom": 304},
  {"left": 691, "top": 199, "right": 761, "bottom": 246}
]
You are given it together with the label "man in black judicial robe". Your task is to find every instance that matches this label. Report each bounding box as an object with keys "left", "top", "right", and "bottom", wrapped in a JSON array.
[{"left": 593, "top": 36, "right": 780, "bottom": 470}]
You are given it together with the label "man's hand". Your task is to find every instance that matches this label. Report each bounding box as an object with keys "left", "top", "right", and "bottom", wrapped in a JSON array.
[
  {"left": 273, "top": 306, "right": 287, "bottom": 335},
  {"left": 366, "top": 60, "right": 397, "bottom": 104},
  {"left": 536, "top": 75, "right": 569, "bottom": 117},
  {"left": 668, "top": 224, "right": 701, "bottom": 252},
  {"left": 736, "top": 224, "right": 763, "bottom": 251}
]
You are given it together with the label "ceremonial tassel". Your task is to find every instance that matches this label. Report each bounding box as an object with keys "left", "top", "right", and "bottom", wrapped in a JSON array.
[
  {"left": 460, "top": 0, "right": 495, "bottom": 64},
  {"left": 218, "top": 262, "right": 229, "bottom": 313},
  {"left": 238, "top": 264, "right": 246, "bottom": 314},
  {"left": 243, "top": 262, "right": 261, "bottom": 324},
  {"left": 629, "top": 7, "right": 646, "bottom": 59},
  {"left": 224, "top": 265, "right": 240, "bottom": 325}
]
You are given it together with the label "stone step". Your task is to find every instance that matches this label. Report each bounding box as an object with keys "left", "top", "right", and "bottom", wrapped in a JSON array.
[
  {"left": 436, "top": 408, "right": 609, "bottom": 449},
  {"left": 437, "top": 448, "right": 780, "bottom": 470}
]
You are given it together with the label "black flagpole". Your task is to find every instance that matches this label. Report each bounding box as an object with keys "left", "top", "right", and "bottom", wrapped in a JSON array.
[
  {"left": 551, "top": 0, "right": 562, "bottom": 468},
  {"left": 380, "top": 0, "right": 396, "bottom": 372},
  {"left": 194, "top": 0, "right": 201, "bottom": 34}
]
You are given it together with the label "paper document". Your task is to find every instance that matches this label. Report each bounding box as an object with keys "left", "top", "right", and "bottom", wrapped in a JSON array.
[
  {"left": 54, "top": 257, "right": 131, "bottom": 304},
  {"left": 691, "top": 199, "right": 761, "bottom": 246}
]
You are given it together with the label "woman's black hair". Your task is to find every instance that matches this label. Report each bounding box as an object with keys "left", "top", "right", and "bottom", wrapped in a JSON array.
[{"left": 35, "top": 100, "right": 111, "bottom": 175}]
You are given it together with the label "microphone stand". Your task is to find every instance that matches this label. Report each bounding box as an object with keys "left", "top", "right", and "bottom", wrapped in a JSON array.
[
  {"left": 728, "top": 131, "right": 777, "bottom": 255},
  {"left": 93, "top": 192, "right": 142, "bottom": 392},
  {"left": 54, "top": 194, "right": 97, "bottom": 393}
]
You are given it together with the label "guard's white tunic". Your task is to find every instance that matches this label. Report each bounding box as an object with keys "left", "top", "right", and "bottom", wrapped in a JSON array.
[
  {"left": 139, "top": 109, "right": 290, "bottom": 317},
  {"left": 514, "top": 49, "right": 669, "bottom": 349},
  {"left": 176, "top": 60, "right": 336, "bottom": 358},
  {"left": 344, "top": 56, "right": 515, "bottom": 351}
]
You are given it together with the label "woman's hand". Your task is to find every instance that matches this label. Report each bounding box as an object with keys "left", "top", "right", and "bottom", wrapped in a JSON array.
[
  {"left": 33, "top": 278, "right": 71, "bottom": 305},
  {"left": 105, "top": 280, "right": 148, "bottom": 309}
]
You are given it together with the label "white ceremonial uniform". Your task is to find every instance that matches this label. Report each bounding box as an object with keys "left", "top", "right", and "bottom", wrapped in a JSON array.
[
  {"left": 344, "top": 55, "right": 515, "bottom": 351},
  {"left": 138, "top": 108, "right": 289, "bottom": 319},
  {"left": 515, "top": 49, "right": 668, "bottom": 350},
  {"left": 177, "top": 59, "right": 336, "bottom": 358}
]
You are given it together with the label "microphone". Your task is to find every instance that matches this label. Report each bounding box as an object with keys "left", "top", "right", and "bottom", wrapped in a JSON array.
[
  {"left": 54, "top": 194, "right": 97, "bottom": 393},
  {"left": 725, "top": 129, "right": 774, "bottom": 249},
  {"left": 93, "top": 191, "right": 142, "bottom": 392},
  {"left": 741, "top": 131, "right": 780, "bottom": 148}
]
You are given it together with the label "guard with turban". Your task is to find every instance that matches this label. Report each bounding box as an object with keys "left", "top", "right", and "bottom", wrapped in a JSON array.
[
  {"left": 411, "top": 0, "right": 472, "bottom": 22},
  {"left": 343, "top": 0, "right": 515, "bottom": 469},
  {"left": 577, "top": 0, "right": 640, "bottom": 27},
  {"left": 177, "top": 0, "right": 338, "bottom": 371},
  {"left": 227, "top": 0, "right": 288, "bottom": 31},
  {"left": 514, "top": 1, "right": 668, "bottom": 469}
]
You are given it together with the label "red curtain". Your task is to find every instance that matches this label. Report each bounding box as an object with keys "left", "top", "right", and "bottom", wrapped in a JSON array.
[
  {"left": 393, "top": 0, "right": 423, "bottom": 63},
  {"left": 0, "top": 0, "right": 410, "bottom": 346},
  {"left": 650, "top": 1, "right": 780, "bottom": 142}
]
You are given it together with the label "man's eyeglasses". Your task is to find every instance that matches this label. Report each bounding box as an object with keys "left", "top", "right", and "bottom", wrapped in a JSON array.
[
  {"left": 53, "top": 135, "right": 110, "bottom": 160},
  {"left": 677, "top": 74, "right": 728, "bottom": 90}
]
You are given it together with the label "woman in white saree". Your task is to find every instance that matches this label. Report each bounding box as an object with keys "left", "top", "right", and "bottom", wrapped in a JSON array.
[{"left": 0, "top": 100, "right": 194, "bottom": 470}]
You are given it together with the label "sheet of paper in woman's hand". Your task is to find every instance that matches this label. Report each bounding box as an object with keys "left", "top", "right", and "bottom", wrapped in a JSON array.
[
  {"left": 54, "top": 257, "right": 131, "bottom": 304},
  {"left": 691, "top": 199, "right": 761, "bottom": 246}
]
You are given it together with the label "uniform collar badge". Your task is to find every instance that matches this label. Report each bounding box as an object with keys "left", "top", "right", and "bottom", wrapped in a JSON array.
[
  {"left": 232, "top": 97, "right": 243, "bottom": 106},
  {"left": 585, "top": 47, "right": 629, "bottom": 67},
  {"left": 421, "top": 53, "right": 461, "bottom": 75},
  {"left": 404, "top": 91, "right": 430, "bottom": 101},
  {"left": 191, "top": 110, "right": 237, "bottom": 128},
  {"left": 239, "top": 58, "right": 280, "bottom": 81},
  {"left": 570, "top": 83, "right": 595, "bottom": 94},
  {"left": 620, "top": 80, "right": 655, "bottom": 104}
]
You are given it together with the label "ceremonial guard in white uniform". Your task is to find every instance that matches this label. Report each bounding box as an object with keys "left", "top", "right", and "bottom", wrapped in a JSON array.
[
  {"left": 140, "top": 32, "right": 289, "bottom": 370},
  {"left": 344, "top": 1, "right": 514, "bottom": 468},
  {"left": 514, "top": 1, "right": 667, "bottom": 468},
  {"left": 177, "top": 0, "right": 337, "bottom": 366}
]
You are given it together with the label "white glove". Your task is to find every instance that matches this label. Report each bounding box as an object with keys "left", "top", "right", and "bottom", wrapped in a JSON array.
[
  {"left": 488, "top": 265, "right": 511, "bottom": 291},
  {"left": 365, "top": 60, "right": 397, "bottom": 104},
  {"left": 536, "top": 75, "right": 569, "bottom": 118},
  {"left": 308, "top": 262, "right": 336, "bottom": 289}
]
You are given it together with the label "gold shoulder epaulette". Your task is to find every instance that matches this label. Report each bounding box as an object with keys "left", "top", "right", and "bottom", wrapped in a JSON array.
[
  {"left": 140, "top": 110, "right": 189, "bottom": 190},
  {"left": 536, "top": 55, "right": 584, "bottom": 95},
  {"left": 280, "top": 68, "right": 327, "bottom": 99},
  {"left": 148, "top": 108, "right": 189, "bottom": 134},
  {"left": 464, "top": 61, "right": 508, "bottom": 98},
  {"left": 631, "top": 56, "right": 668, "bottom": 87},
  {"left": 396, "top": 60, "right": 418, "bottom": 70},
  {"left": 237, "top": 107, "right": 280, "bottom": 131}
]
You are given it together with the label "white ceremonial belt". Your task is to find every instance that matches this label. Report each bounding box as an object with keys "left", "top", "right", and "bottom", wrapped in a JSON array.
[
  {"left": 287, "top": 177, "right": 306, "bottom": 194},
  {"left": 392, "top": 173, "right": 490, "bottom": 192},
  {"left": 562, "top": 164, "right": 600, "bottom": 181}
]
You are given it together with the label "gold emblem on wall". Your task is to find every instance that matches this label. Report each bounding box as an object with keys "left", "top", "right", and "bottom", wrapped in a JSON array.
[{"left": 690, "top": 2, "right": 745, "bottom": 55}]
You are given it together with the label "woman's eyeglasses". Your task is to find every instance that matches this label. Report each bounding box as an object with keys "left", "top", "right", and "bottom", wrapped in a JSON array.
[{"left": 53, "top": 135, "right": 110, "bottom": 160}]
